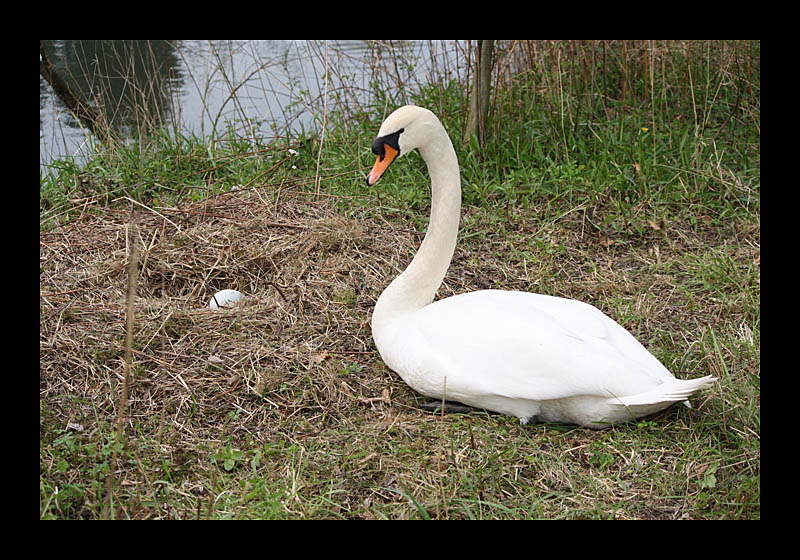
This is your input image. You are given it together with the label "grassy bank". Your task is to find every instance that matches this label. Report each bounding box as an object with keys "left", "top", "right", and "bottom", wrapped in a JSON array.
[{"left": 40, "top": 40, "right": 759, "bottom": 519}]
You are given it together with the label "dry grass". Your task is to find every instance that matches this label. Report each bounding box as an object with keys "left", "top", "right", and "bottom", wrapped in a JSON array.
[
  {"left": 40, "top": 183, "right": 758, "bottom": 519},
  {"left": 40, "top": 189, "right": 395, "bottom": 421},
  {"left": 40, "top": 188, "right": 424, "bottom": 518}
]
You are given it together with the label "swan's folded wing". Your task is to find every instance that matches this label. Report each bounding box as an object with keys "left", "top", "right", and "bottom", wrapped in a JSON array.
[{"left": 399, "top": 290, "right": 673, "bottom": 402}]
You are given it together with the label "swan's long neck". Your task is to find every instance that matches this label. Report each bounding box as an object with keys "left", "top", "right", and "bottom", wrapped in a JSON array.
[{"left": 372, "top": 124, "right": 461, "bottom": 334}]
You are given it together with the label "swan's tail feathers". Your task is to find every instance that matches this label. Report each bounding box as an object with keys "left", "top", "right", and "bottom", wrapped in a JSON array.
[{"left": 613, "top": 376, "right": 717, "bottom": 408}]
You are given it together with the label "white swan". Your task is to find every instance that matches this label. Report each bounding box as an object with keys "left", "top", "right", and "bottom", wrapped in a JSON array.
[{"left": 367, "top": 105, "right": 716, "bottom": 429}]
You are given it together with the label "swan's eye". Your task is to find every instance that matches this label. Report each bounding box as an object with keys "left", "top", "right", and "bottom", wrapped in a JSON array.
[{"left": 372, "top": 129, "right": 404, "bottom": 159}]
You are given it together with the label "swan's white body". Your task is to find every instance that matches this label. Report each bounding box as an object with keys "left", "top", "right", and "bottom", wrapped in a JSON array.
[{"left": 367, "top": 106, "right": 715, "bottom": 428}]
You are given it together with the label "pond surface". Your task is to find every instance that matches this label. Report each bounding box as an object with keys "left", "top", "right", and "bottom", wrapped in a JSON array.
[{"left": 40, "top": 40, "right": 466, "bottom": 171}]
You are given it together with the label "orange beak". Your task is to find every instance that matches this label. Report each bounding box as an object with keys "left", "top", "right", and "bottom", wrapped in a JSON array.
[{"left": 366, "top": 145, "right": 399, "bottom": 186}]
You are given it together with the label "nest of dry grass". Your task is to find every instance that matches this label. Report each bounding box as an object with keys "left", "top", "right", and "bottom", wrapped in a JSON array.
[
  {"left": 40, "top": 186, "right": 757, "bottom": 519},
  {"left": 40, "top": 190, "right": 429, "bottom": 448},
  {"left": 39, "top": 187, "right": 736, "bottom": 438}
]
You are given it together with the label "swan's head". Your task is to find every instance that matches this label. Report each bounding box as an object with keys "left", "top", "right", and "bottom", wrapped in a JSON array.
[{"left": 366, "top": 105, "right": 441, "bottom": 186}]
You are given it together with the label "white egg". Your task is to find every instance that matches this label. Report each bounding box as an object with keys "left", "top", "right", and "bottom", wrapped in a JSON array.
[{"left": 209, "top": 289, "right": 245, "bottom": 309}]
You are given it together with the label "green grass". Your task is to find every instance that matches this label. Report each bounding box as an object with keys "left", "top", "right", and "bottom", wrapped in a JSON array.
[{"left": 40, "top": 40, "right": 759, "bottom": 519}]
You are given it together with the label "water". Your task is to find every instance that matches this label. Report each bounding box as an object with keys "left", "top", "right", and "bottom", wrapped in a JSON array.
[{"left": 40, "top": 40, "right": 466, "bottom": 172}]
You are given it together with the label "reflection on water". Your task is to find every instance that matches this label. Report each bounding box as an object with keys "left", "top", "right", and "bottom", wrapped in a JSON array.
[{"left": 40, "top": 40, "right": 465, "bottom": 171}]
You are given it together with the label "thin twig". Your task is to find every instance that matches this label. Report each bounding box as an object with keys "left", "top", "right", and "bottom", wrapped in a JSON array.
[{"left": 103, "top": 213, "right": 139, "bottom": 520}]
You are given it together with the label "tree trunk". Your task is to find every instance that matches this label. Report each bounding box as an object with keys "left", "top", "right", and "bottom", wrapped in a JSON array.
[{"left": 464, "top": 40, "right": 494, "bottom": 147}]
